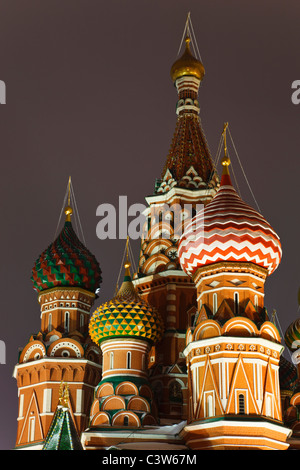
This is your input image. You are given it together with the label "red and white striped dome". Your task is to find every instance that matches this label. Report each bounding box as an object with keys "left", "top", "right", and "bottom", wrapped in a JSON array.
[{"left": 178, "top": 172, "right": 282, "bottom": 277}]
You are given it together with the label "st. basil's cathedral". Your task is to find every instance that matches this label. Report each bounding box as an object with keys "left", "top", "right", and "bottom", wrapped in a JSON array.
[{"left": 12, "top": 21, "right": 300, "bottom": 450}]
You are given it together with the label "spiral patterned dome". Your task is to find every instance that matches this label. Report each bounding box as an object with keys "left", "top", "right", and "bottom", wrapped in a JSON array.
[
  {"left": 89, "top": 264, "right": 164, "bottom": 345},
  {"left": 31, "top": 221, "right": 102, "bottom": 294},
  {"left": 178, "top": 171, "right": 282, "bottom": 277}
]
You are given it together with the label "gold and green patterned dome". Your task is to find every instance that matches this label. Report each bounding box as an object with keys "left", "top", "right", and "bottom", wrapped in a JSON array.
[{"left": 89, "top": 263, "right": 164, "bottom": 346}]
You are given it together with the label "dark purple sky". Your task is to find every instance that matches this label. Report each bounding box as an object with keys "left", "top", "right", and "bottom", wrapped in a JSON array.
[{"left": 0, "top": 1, "right": 299, "bottom": 449}]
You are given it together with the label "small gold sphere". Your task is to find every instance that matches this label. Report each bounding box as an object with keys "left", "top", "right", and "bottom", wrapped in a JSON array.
[
  {"left": 221, "top": 156, "right": 231, "bottom": 175},
  {"left": 65, "top": 205, "right": 73, "bottom": 219},
  {"left": 221, "top": 156, "right": 231, "bottom": 167}
]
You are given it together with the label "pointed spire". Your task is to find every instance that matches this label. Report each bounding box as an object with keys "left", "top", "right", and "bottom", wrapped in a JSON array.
[
  {"left": 42, "top": 382, "right": 83, "bottom": 450},
  {"left": 114, "top": 237, "right": 139, "bottom": 303},
  {"left": 157, "top": 16, "right": 219, "bottom": 194},
  {"left": 64, "top": 176, "right": 73, "bottom": 222}
]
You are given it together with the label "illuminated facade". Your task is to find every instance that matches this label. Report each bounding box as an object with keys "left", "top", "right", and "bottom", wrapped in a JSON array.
[{"left": 13, "top": 26, "right": 298, "bottom": 450}]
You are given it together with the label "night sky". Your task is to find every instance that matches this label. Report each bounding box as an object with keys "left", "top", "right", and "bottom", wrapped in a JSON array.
[{"left": 0, "top": 1, "right": 299, "bottom": 449}]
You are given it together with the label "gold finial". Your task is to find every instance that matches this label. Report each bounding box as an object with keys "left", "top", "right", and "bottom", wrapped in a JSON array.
[
  {"left": 124, "top": 236, "right": 131, "bottom": 276},
  {"left": 221, "top": 122, "right": 231, "bottom": 174},
  {"left": 64, "top": 176, "right": 73, "bottom": 222},
  {"left": 185, "top": 11, "right": 191, "bottom": 40},
  {"left": 58, "top": 382, "right": 69, "bottom": 408}
]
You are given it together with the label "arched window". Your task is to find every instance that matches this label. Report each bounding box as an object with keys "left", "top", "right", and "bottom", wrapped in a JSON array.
[
  {"left": 254, "top": 295, "right": 258, "bottom": 310},
  {"left": 48, "top": 313, "right": 52, "bottom": 331},
  {"left": 213, "top": 293, "right": 218, "bottom": 314},
  {"left": 234, "top": 292, "right": 239, "bottom": 315},
  {"left": 207, "top": 395, "right": 214, "bottom": 417},
  {"left": 64, "top": 312, "right": 70, "bottom": 332},
  {"left": 80, "top": 314, "right": 84, "bottom": 331},
  {"left": 110, "top": 352, "right": 114, "bottom": 370},
  {"left": 29, "top": 416, "right": 35, "bottom": 442},
  {"left": 169, "top": 381, "right": 183, "bottom": 403},
  {"left": 266, "top": 395, "right": 272, "bottom": 417},
  {"left": 124, "top": 415, "right": 129, "bottom": 426},
  {"left": 238, "top": 394, "right": 245, "bottom": 414},
  {"left": 127, "top": 352, "right": 131, "bottom": 369}
]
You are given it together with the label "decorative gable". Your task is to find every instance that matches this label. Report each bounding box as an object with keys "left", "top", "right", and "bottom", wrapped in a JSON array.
[
  {"left": 196, "top": 356, "right": 224, "bottom": 420},
  {"left": 18, "top": 390, "right": 44, "bottom": 446},
  {"left": 156, "top": 169, "right": 177, "bottom": 194},
  {"left": 225, "top": 355, "right": 259, "bottom": 415},
  {"left": 214, "top": 299, "right": 234, "bottom": 323}
]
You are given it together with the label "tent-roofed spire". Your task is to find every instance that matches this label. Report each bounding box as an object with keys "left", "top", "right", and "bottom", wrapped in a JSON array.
[
  {"left": 42, "top": 383, "right": 83, "bottom": 451},
  {"left": 156, "top": 14, "right": 218, "bottom": 195},
  {"left": 114, "top": 237, "right": 140, "bottom": 303},
  {"left": 160, "top": 111, "right": 217, "bottom": 186}
]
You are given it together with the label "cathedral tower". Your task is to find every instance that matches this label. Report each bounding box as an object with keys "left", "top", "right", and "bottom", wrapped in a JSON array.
[
  {"left": 134, "top": 28, "right": 219, "bottom": 423},
  {"left": 82, "top": 243, "right": 164, "bottom": 449},
  {"left": 177, "top": 128, "right": 291, "bottom": 449},
  {"left": 283, "top": 290, "right": 300, "bottom": 448},
  {"left": 13, "top": 180, "right": 102, "bottom": 449}
]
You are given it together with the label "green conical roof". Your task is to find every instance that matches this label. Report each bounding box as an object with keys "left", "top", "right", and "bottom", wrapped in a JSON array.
[{"left": 42, "top": 405, "right": 83, "bottom": 450}]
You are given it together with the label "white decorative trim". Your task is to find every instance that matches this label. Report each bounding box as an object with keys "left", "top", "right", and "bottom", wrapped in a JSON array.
[
  {"left": 184, "top": 336, "right": 283, "bottom": 357},
  {"left": 49, "top": 341, "right": 81, "bottom": 357}
]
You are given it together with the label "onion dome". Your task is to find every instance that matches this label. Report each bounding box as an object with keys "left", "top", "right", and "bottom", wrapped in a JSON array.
[
  {"left": 284, "top": 292, "right": 300, "bottom": 351},
  {"left": 31, "top": 186, "right": 102, "bottom": 294},
  {"left": 178, "top": 139, "right": 282, "bottom": 277},
  {"left": 89, "top": 262, "right": 164, "bottom": 346},
  {"left": 170, "top": 36, "right": 205, "bottom": 83},
  {"left": 285, "top": 319, "right": 300, "bottom": 351}
]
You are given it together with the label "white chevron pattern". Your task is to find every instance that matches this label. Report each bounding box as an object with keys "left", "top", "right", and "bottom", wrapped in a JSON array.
[{"left": 178, "top": 176, "right": 282, "bottom": 276}]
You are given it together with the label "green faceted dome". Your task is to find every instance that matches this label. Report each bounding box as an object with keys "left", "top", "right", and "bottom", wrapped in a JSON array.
[
  {"left": 89, "top": 264, "right": 164, "bottom": 345},
  {"left": 31, "top": 221, "right": 102, "bottom": 294}
]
